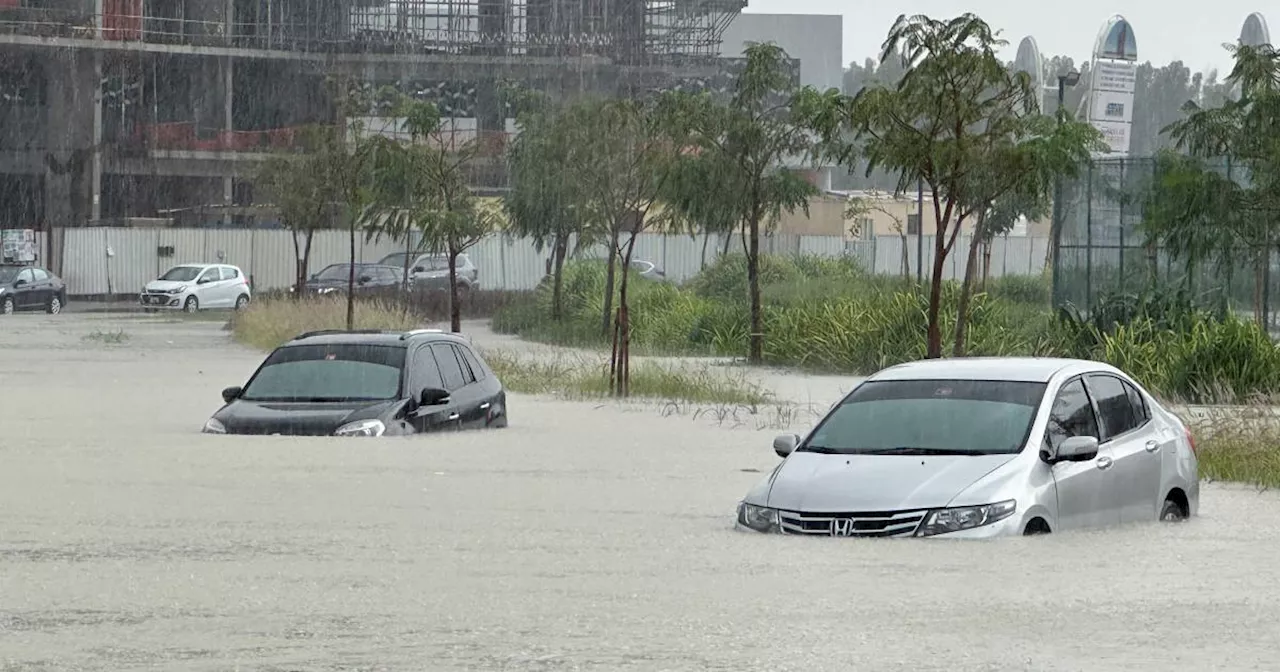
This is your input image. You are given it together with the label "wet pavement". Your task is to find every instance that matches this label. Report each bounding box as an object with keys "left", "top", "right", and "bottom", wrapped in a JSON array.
[{"left": 1, "top": 313, "right": 1278, "bottom": 671}]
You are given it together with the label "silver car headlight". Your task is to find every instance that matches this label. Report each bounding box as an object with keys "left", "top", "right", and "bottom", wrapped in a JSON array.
[
  {"left": 335, "top": 419, "right": 385, "bottom": 437},
  {"left": 172, "top": 285, "right": 187, "bottom": 294},
  {"left": 736, "top": 502, "right": 780, "bottom": 533},
  {"left": 202, "top": 418, "right": 226, "bottom": 434},
  {"left": 916, "top": 499, "right": 1017, "bottom": 537}
]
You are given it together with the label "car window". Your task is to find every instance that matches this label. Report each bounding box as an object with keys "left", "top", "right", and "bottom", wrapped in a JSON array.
[
  {"left": 431, "top": 343, "right": 467, "bottom": 391},
  {"left": 197, "top": 267, "right": 218, "bottom": 283},
  {"left": 457, "top": 254, "right": 471, "bottom": 268},
  {"left": 412, "top": 345, "right": 445, "bottom": 391},
  {"left": 1123, "top": 380, "right": 1149, "bottom": 424},
  {"left": 240, "top": 344, "right": 405, "bottom": 402},
  {"left": 1045, "top": 377, "right": 1100, "bottom": 451},
  {"left": 458, "top": 345, "right": 485, "bottom": 381},
  {"left": 800, "top": 379, "right": 1047, "bottom": 455},
  {"left": 451, "top": 345, "right": 477, "bottom": 384},
  {"left": 30, "top": 268, "right": 48, "bottom": 281},
  {"left": 159, "top": 265, "right": 202, "bottom": 281},
  {"left": 1087, "top": 374, "right": 1141, "bottom": 440},
  {"left": 219, "top": 267, "right": 239, "bottom": 281},
  {"left": 16, "top": 268, "right": 33, "bottom": 283},
  {"left": 376, "top": 267, "right": 398, "bottom": 282},
  {"left": 415, "top": 256, "right": 448, "bottom": 271}
]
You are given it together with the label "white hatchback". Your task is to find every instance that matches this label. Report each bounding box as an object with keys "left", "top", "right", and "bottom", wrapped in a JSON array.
[{"left": 140, "top": 263, "right": 251, "bottom": 312}]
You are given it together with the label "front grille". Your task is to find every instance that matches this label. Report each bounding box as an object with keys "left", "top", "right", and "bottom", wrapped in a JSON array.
[{"left": 779, "top": 509, "right": 929, "bottom": 537}]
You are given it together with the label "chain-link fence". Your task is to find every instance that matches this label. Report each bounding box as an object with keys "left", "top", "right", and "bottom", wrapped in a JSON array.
[{"left": 1052, "top": 156, "right": 1280, "bottom": 326}]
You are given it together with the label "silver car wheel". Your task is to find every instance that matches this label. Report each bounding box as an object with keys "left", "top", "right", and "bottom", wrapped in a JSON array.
[
  {"left": 1, "top": 297, "right": 12, "bottom": 314},
  {"left": 1160, "top": 499, "right": 1186, "bottom": 522},
  {"left": 47, "top": 296, "right": 61, "bottom": 314}
]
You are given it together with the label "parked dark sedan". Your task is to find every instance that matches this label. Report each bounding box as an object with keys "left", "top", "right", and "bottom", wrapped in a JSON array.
[
  {"left": 202, "top": 329, "right": 509, "bottom": 436},
  {"left": 0, "top": 264, "right": 67, "bottom": 315},
  {"left": 295, "top": 263, "right": 404, "bottom": 296}
]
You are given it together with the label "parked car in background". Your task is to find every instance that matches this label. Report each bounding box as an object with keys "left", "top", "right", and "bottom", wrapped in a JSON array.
[
  {"left": 0, "top": 264, "right": 67, "bottom": 315},
  {"left": 737, "top": 357, "right": 1199, "bottom": 539},
  {"left": 296, "top": 263, "right": 404, "bottom": 296},
  {"left": 629, "top": 259, "right": 667, "bottom": 281},
  {"left": 140, "top": 263, "right": 250, "bottom": 313},
  {"left": 377, "top": 252, "right": 480, "bottom": 293},
  {"left": 203, "top": 328, "right": 509, "bottom": 436}
]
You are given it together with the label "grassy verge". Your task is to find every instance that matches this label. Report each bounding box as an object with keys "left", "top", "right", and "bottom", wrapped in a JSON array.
[
  {"left": 230, "top": 296, "right": 767, "bottom": 406},
  {"left": 1189, "top": 406, "right": 1280, "bottom": 489}
]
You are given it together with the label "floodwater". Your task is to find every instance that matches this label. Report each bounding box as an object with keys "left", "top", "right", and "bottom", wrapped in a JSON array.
[{"left": 1, "top": 314, "right": 1278, "bottom": 671}]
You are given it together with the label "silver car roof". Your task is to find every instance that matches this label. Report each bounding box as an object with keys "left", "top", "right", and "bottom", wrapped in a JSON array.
[{"left": 867, "top": 357, "right": 1123, "bottom": 383}]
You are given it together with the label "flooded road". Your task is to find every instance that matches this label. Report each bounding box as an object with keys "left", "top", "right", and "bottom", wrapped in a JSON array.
[{"left": 1, "top": 314, "right": 1278, "bottom": 671}]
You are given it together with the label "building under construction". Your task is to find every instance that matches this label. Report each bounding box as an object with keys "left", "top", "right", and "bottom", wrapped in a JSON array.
[{"left": 0, "top": 0, "right": 743, "bottom": 240}]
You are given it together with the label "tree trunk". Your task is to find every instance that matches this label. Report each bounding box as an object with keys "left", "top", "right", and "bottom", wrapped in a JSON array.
[
  {"left": 611, "top": 234, "right": 640, "bottom": 397},
  {"left": 953, "top": 230, "right": 984, "bottom": 357},
  {"left": 1255, "top": 250, "right": 1265, "bottom": 327},
  {"left": 700, "top": 231, "right": 711, "bottom": 269},
  {"left": 600, "top": 229, "right": 620, "bottom": 337},
  {"left": 401, "top": 227, "right": 413, "bottom": 294},
  {"left": 345, "top": 213, "right": 356, "bottom": 330},
  {"left": 980, "top": 236, "right": 993, "bottom": 291},
  {"left": 900, "top": 232, "right": 910, "bottom": 280},
  {"left": 926, "top": 226, "right": 948, "bottom": 359},
  {"left": 447, "top": 248, "right": 462, "bottom": 332},
  {"left": 550, "top": 233, "right": 568, "bottom": 320},
  {"left": 291, "top": 230, "right": 305, "bottom": 299},
  {"left": 747, "top": 210, "right": 764, "bottom": 364},
  {"left": 299, "top": 229, "right": 314, "bottom": 298},
  {"left": 722, "top": 224, "right": 734, "bottom": 256}
]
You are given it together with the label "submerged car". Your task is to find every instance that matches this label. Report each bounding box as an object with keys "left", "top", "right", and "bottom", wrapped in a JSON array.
[
  {"left": 737, "top": 357, "right": 1199, "bottom": 538},
  {"left": 203, "top": 328, "right": 508, "bottom": 436},
  {"left": 141, "top": 263, "right": 250, "bottom": 312},
  {"left": 0, "top": 264, "right": 67, "bottom": 315}
]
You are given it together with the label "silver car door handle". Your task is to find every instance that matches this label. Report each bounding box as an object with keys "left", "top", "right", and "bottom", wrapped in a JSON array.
[
  {"left": 1145, "top": 440, "right": 1160, "bottom": 453},
  {"left": 1095, "top": 456, "right": 1113, "bottom": 470},
  {"left": 479, "top": 403, "right": 490, "bottom": 410},
  {"left": 447, "top": 413, "right": 460, "bottom": 421}
]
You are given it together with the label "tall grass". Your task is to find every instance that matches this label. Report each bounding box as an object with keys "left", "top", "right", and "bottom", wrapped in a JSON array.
[{"left": 229, "top": 296, "right": 421, "bottom": 350}]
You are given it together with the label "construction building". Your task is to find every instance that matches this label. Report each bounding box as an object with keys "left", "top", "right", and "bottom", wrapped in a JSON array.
[{"left": 0, "top": 0, "right": 744, "bottom": 249}]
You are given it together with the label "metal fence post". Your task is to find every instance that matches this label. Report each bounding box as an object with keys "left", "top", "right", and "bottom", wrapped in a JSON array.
[{"left": 1085, "top": 160, "right": 1094, "bottom": 313}]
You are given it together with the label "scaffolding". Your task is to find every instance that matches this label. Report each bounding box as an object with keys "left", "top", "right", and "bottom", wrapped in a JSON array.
[
  {"left": 0, "top": 1, "right": 740, "bottom": 61},
  {"left": 346, "top": 0, "right": 744, "bottom": 60}
]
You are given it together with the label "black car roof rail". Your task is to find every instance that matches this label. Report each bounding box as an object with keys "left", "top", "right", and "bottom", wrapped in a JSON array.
[{"left": 292, "top": 328, "right": 391, "bottom": 341}]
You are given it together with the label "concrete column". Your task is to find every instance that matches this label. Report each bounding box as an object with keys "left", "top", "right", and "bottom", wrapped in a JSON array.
[
  {"left": 43, "top": 50, "right": 101, "bottom": 228},
  {"left": 222, "top": 56, "right": 233, "bottom": 225},
  {"left": 94, "top": 0, "right": 103, "bottom": 38}
]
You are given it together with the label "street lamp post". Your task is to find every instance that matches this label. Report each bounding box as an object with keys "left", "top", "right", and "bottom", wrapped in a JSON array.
[{"left": 1050, "top": 68, "right": 1081, "bottom": 308}]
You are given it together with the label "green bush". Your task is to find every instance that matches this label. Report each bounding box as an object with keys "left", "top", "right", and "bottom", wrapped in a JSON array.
[{"left": 492, "top": 253, "right": 1280, "bottom": 403}]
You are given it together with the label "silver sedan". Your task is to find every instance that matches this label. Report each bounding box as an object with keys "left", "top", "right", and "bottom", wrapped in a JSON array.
[{"left": 736, "top": 357, "right": 1200, "bottom": 538}]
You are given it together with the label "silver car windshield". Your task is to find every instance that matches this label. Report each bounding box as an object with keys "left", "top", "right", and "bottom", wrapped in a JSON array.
[{"left": 801, "top": 379, "right": 1047, "bottom": 456}]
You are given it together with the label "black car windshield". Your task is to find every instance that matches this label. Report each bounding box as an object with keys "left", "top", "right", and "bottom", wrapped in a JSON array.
[
  {"left": 0, "top": 266, "right": 19, "bottom": 283},
  {"left": 315, "top": 264, "right": 358, "bottom": 281},
  {"left": 159, "top": 266, "right": 202, "bottom": 281},
  {"left": 801, "top": 379, "right": 1047, "bottom": 455},
  {"left": 239, "top": 344, "right": 406, "bottom": 402}
]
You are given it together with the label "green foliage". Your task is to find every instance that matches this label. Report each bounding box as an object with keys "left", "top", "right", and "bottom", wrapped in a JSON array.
[{"left": 495, "top": 255, "right": 1280, "bottom": 403}]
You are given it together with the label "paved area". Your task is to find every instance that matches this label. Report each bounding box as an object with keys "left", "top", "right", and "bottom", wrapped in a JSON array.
[{"left": 2, "top": 313, "right": 1279, "bottom": 671}]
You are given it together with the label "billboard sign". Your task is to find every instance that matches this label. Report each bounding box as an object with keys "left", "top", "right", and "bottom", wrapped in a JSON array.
[{"left": 1087, "top": 15, "right": 1138, "bottom": 156}]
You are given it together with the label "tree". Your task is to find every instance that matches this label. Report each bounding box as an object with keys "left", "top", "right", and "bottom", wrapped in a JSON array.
[
  {"left": 805, "top": 13, "right": 1102, "bottom": 358},
  {"left": 504, "top": 102, "right": 590, "bottom": 320},
  {"left": 255, "top": 125, "right": 345, "bottom": 297},
  {"left": 558, "top": 97, "right": 681, "bottom": 396},
  {"left": 362, "top": 96, "right": 489, "bottom": 332},
  {"left": 327, "top": 75, "right": 384, "bottom": 330},
  {"left": 665, "top": 42, "right": 819, "bottom": 364},
  {"left": 1161, "top": 43, "right": 1280, "bottom": 325}
]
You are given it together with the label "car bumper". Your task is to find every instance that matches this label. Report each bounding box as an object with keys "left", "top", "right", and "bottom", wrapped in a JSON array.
[
  {"left": 139, "top": 293, "right": 183, "bottom": 308},
  {"left": 733, "top": 510, "right": 1025, "bottom": 539}
]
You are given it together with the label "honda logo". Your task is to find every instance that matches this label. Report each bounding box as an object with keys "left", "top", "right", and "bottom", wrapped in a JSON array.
[{"left": 830, "top": 518, "right": 857, "bottom": 537}]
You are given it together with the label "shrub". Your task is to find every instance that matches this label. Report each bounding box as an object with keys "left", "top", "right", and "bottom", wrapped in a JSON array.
[
  {"left": 230, "top": 296, "right": 421, "bottom": 350},
  {"left": 1191, "top": 406, "right": 1280, "bottom": 488}
]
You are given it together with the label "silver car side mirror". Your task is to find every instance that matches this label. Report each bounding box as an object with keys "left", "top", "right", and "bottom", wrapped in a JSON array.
[
  {"left": 773, "top": 434, "right": 800, "bottom": 458},
  {"left": 1053, "top": 435, "right": 1100, "bottom": 463}
]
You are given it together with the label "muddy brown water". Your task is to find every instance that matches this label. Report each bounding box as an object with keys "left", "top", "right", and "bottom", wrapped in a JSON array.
[{"left": 1, "top": 314, "right": 1277, "bottom": 671}]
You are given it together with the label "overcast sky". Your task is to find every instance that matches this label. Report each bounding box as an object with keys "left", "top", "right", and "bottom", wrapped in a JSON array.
[{"left": 743, "top": 0, "right": 1262, "bottom": 76}]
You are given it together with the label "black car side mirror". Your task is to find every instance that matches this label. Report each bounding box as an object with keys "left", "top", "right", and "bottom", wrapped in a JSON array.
[
  {"left": 420, "top": 387, "right": 451, "bottom": 406},
  {"left": 222, "top": 386, "right": 243, "bottom": 403},
  {"left": 412, "top": 266, "right": 425, "bottom": 273},
  {"left": 12, "top": 278, "right": 25, "bottom": 287},
  {"left": 358, "top": 275, "right": 372, "bottom": 284}
]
